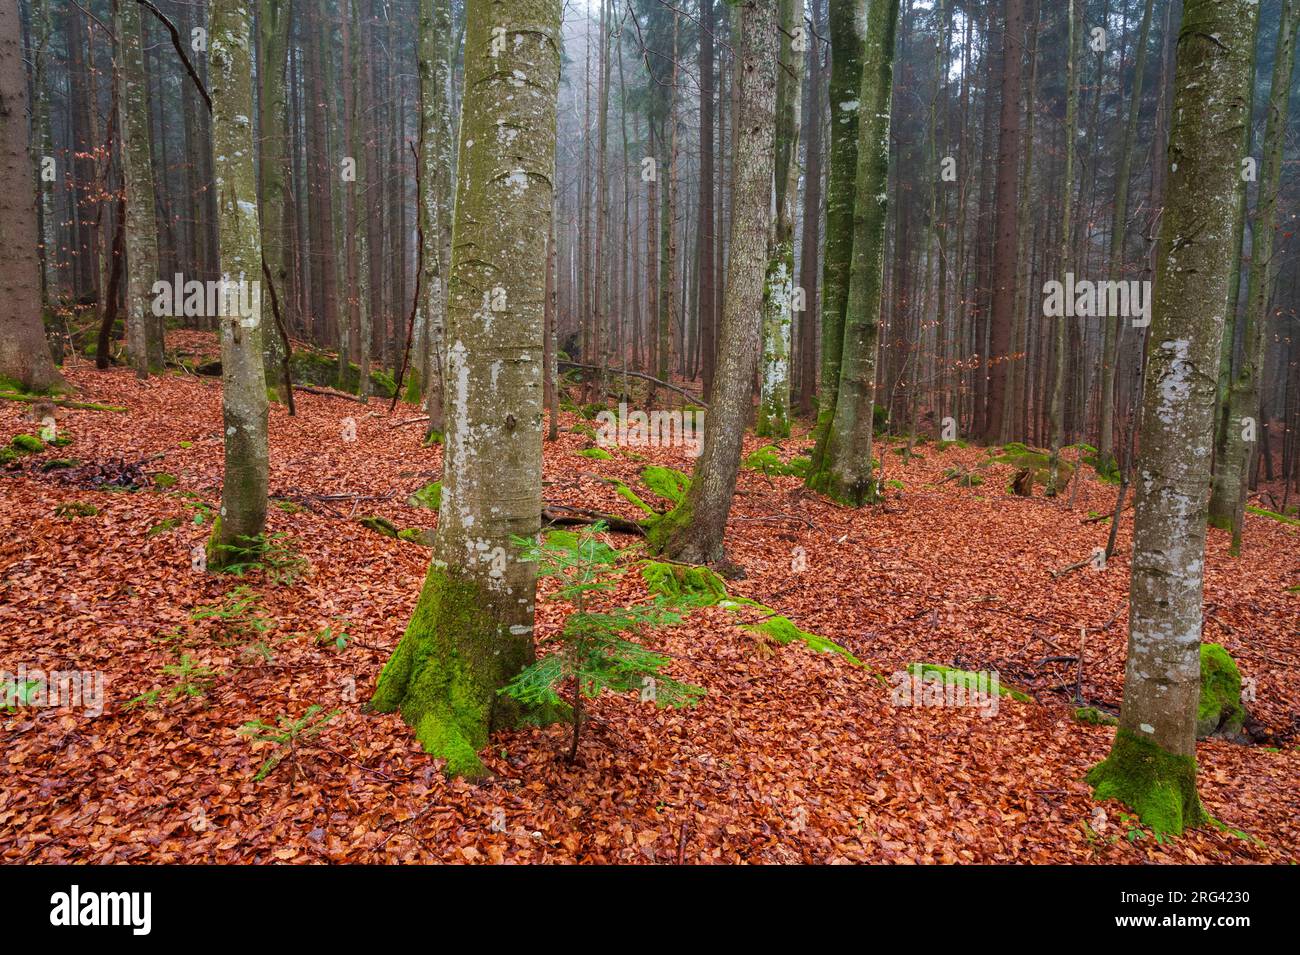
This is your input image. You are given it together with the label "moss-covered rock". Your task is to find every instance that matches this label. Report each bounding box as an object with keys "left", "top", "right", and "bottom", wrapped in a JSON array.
[
  {"left": 741, "top": 609, "right": 862, "bottom": 666},
  {"left": 905, "top": 663, "right": 1031, "bottom": 702},
  {"left": 288, "top": 349, "right": 397, "bottom": 398},
  {"left": 1074, "top": 706, "right": 1119, "bottom": 727},
  {"left": 1198, "top": 643, "right": 1247, "bottom": 740},
  {"left": 642, "top": 561, "right": 728, "bottom": 605},
  {"left": 743, "top": 445, "right": 809, "bottom": 477},
  {"left": 578, "top": 447, "right": 613, "bottom": 460},
  {"left": 407, "top": 481, "right": 442, "bottom": 511},
  {"left": 359, "top": 515, "right": 400, "bottom": 538},
  {"left": 397, "top": 527, "right": 437, "bottom": 547},
  {"left": 54, "top": 501, "right": 98, "bottom": 519},
  {"left": 10, "top": 433, "right": 45, "bottom": 454},
  {"left": 151, "top": 472, "right": 179, "bottom": 489}
]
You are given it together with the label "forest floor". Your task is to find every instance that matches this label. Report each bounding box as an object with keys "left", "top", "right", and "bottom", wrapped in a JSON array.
[{"left": 2, "top": 333, "right": 1297, "bottom": 863}]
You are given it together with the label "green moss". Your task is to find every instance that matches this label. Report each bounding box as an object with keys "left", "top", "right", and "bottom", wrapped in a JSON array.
[
  {"left": 406, "top": 481, "right": 442, "bottom": 511},
  {"left": 579, "top": 402, "right": 605, "bottom": 420},
  {"left": 54, "top": 501, "right": 98, "bottom": 519},
  {"left": 542, "top": 529, "right": 582, "bottom": 549},
  {"left": 359, "top": 515, "right": 400, "bottom": 538},
  {"left": 152, "top": 472, "right": 179, "bottom": 489},
  {"left": 10, "top": 434, "right": 45, "bottom": 454},
  {"left": 147, "top": 517, "right": 183, "bottom": 537},
  {"left": 569, "top": 423, "right": 598, "bottom": 441},
  {"left": 423, "top": 430, "right": 444, "bottom": 447},
  {"left": 641, "top": 560, "right": 728, "bottom": 605},
  {"left": 906, "top": 663, "right": 1031, "bottom": 702},
  {"left": 397, "top": 527, "right": 436, "bottom": 547},
  {"left": 641, "top": 466, "right": 691, "bottom": 506},
  {"left": 936, "top": 439, "right": 968, "bottom": 451},
  {"left": 578, "top": 447, "right": 613, "bottom": 460},
  {"left": 1074, "top": 706, "right": 1119, "bottom": 727},
  {"left": 611, "top": 478, "right": 655, "bottom": 516},
  {"left": 289, "top": 349, "right": 397, "bottom": 398},
  {"left": 1245, "top": 505, "right": 1300, "bottom": 526},
  {"left": 39, "top": 458, "right": 77, "bottom": 472},
  {"left": 369, "top": 564, "right": 564, "bottom": 779},
  {"left": 1086, "top": 729, "right": 1210, "bottom": 836},
  {"left": 743, "top": 445, "right": 809, "bottom": 477},
  {"left": 745, "top": 612, "right": 862, "bottom": 666},
  {"left": 645, "top": 499, "right": 693, "bottom": 554},
  {"left": 1198, "top": 643, "right": 1246, "bottom": 739}
]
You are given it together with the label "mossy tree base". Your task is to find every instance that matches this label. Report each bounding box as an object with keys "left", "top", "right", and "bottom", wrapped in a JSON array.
[
  {"left": 803, "top": 462, "right": 881, "bottom": 507},
  {"left": 369, "top": 564, "right": 565, "bottom": 779},
  {"left": 1086, "top": 729, "right": 1210, "bottom": 837}
]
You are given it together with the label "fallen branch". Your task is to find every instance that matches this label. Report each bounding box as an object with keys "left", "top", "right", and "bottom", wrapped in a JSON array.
[
  {"left": 0, "top": 392, "right": 126, "bottom": 413},
  {"left": 558, "top": 361, "right": 707, "bottom": 408},
  {"left": 292, "top": 384, "right": 369, "bottom": 404},
  {"left": 542, "top": 504, "right": 647, "bottom": 536}
]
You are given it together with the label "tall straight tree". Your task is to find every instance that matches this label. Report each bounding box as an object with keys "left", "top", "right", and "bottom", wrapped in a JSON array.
[
  {"left": 697, "top": 0, "right": 717, "bottom": 397},
  {"left": 982, "top": 0, "right": 1024, "bottom": 444},
  {"left": 651, "top": 0, "right": 778, "bottom": 567},
  {"left": 1049, "top": 0, "right": 1079, "bottom": 491},
  {"left": 0, "top": 0, "right": 63, "bottom": 393},
  {"left": 757, "top": 0, "right": 804, "bottom": 438},
  {"left": 369, "top": 0, "right": 565, "bottom": 778},
  {"left": 418, "top": 0, "right": 453, "bottom": 439},
  {"left": 208, "top": 0, "right": 270, "bottom": 569},
  {"left": 115, "top": 0, "right": 163, "bottom": 377},
  {"left": 1098, "top": 0, "right": 1156, "bottom": 468},
  {"left": 804, "top": 0, "right": 901, "bottom": 504},
  {"left": 1086, "top": 0, "right": 1258, "bottom": 836},
  {"left": 1209, "top": 0, "right": 1298, "bottom": 552},
  {"left": 807, "top": 0, "right": 864, "bottom": 473},
  {"left": 258, "top": 0, "right": 292, "bottom": 374}
]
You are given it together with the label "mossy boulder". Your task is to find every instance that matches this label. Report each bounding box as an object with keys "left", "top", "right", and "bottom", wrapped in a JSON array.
[
  {"left": 642, "top": 561, "right": 727, "bottom": 606},
  {"left": 743, "top": 445, "right": 809, "bottom": 477},
  {"left": 359, "top": 516, "right": 400, "bottom": 539},
  {"left": 288, "top": 349, "right": 397, "bottom": 398},
  {"left": 578, "top": 447, "right": 613, "bottom": 461},
  {"left": 10, "top": 433, "right": 45, "bottom": 454},
  {"left": 1197, "top": 643, "right": 1247, "bottom": 741},
  {"left": 407, "top": 481, "right": 442, "bottom": 511},
  {"left": 905, "top": 663, "right": 1031, "bottom": 702},
  {"left": 1074, "top": 706, "right": 1119, "bottom": 727}
]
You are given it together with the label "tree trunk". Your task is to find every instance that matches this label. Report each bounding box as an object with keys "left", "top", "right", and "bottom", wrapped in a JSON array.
[
  {"left": 804, "top": 0, "right": 901, "bottom": 504},
  {"left": 983, "top": 0, "right": 1024, "bottom": 444},
  {"left": 115, "top": 0, "right": 163, "bottom": 378},
  {"left": 258, "top": 0, "right": 292, "bottom": 380},
  {"left": 757, "top": 0, "right": 804, "bottom": 439},
  {"left": 369, "top": 0, "right": 565, "bottom": 779},
  {"left": 208, "top": 0, "right": 270, "bottom": 569},
  {"left": 1086, "top": 0, "right": 1258, "bottom": 837},
  {"left": 807, "top": 0, "right": 864, "bottom": 469},
  {"left": 1209, "top": 0, "right": 1298, "bottom": 552},
  {"left": 651, "top": 0, "right": 778, "bottom": 567},
  {"left": 418, "top": 0, "right": 453, "bottom": 438},
  {"left": 0, "top": 0, "right": 63, "bottom": 393}
]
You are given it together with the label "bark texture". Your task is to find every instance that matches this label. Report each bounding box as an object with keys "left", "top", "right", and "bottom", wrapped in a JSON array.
[
  {"left": 370, "top": 0, "right": 564, "bottom": 778},
  {"left": 209, "top": 0, "right": 270, "bottom": 569},
  {"left": 0, "top": 0, "right": 63, "bottom": 393},
  {"left": 1087, "top": 0, "right": 1258, "bottom": 836},
  {"left": 653, "top": 0, "right": 778, "bottom": 566}
]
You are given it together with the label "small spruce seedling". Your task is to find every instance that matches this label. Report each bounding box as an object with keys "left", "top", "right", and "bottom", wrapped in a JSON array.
[{"left": 500, "top": 522, "right": 705, "bottom": 763}]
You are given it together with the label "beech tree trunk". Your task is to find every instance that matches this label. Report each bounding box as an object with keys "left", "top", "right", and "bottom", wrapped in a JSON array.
[
  {"left": 651, "top": 0, "right": 778, "bottom": 567},
  {"left": 369, "top": 0, "right": 565, "bottom": 779},
  {"left": 208, "top": 0, "right": 270, "bottom": 569},
  {"left": 1086, "top": 0, "right": 1258, "bottom": 837},
  {"left": 1208, "top": 0, "right": 1298, "bottom": 553}
]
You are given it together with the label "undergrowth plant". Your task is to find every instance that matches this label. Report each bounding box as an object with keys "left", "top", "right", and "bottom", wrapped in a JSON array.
[
  {"left": 500, "top": 522, "right": 705, "bottom": 762},
  {"left": 239, "top": 705, "right": 339, "bottom": 781},
  {"left": 126, "top": 653, "right": 220, "bottom": 709}
]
